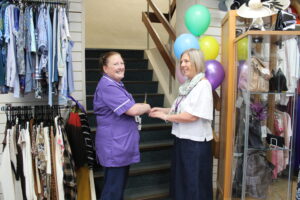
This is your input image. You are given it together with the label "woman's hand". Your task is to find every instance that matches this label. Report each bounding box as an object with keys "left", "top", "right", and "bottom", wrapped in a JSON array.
[
  {"left": 150, "top": 107, "right": 170, "bottom": 114},
  {"left": 149, "top": 111, "right": 167, "bottom": 121}
]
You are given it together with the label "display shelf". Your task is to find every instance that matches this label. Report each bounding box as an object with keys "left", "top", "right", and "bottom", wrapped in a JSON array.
[
  {"left": 248, "top": 147, "right": 291, "bottom": 151},
  {"left": 235, "top": 31, "right": 300, "bottom": 43},
  {"left": 248, "top": 91, "right": 296, "bottom": 95},
  {"left": 230, "top": 32, "right": 299, "bottom": 200},
  {"left": 218, "top": 10, "right": 300, "bottom": 200}
]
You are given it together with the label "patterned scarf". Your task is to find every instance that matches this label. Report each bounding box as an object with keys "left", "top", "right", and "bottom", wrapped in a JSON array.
[{"left": 170, "top": 73, "right": 204, "bottom": 114}]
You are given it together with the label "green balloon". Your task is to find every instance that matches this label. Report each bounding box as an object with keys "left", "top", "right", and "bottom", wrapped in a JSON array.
[{"left": 185, "top": 4, "right": 211, "bottom": 37}]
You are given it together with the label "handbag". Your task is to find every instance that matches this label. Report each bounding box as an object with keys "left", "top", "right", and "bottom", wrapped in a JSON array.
[
  {"left": 248, "top": 118, "right": 264, "bottom": 149},
  {"left": 249, "top": 57, "right": 272, "bottom": 92},
  {"left": 266, "top": 133, "right": 285, "bottom": 147},
  {"left": 269, "top": 68, "right": 288, "bottom": 92},
  {"left": 275, "top": 10, "right": 296, "bottom": 31}
]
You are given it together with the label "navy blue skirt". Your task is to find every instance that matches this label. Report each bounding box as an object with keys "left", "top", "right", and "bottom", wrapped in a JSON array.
[{"left": 170, "top": 137, "right": 213, "bottom": 200}]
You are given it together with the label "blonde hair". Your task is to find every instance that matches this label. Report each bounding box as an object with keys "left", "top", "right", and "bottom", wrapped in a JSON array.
[{"left": 180, "top": 48, "right": 205, "bottom": 74}]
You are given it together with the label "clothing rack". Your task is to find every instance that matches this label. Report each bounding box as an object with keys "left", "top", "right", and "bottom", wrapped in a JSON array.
[
  {"left": 0, "top": 104, "right": 71, "bottom": 111},
  {"left": 22, "top": 0, "right": 68, "bottom": 5},
  {"left": 2, "top": 104, "right": 71, "bottom": 127}
]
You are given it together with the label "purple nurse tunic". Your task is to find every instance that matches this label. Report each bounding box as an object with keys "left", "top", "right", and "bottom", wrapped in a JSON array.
[{"left": 93, "top": 74, "right": 140, "bottom": 167}]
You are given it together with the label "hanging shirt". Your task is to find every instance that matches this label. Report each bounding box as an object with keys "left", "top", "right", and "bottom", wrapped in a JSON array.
[
  {"left": 284, "top": 37, "right": 300, "bottom": 92},
  {"left": 16, "top": 5, "right": 25, "bottom": 76},
  {"left": 57, "top": 7, "right": 64, "bottom": 77},
  {"left": 47, "top": 5, "right": 53, "bottom": 106},
  {"left": 52, "top": 7, "right": 58, "bottom": 83},
  {"left": 37, "top": 5, "right": 48, "bottom": 74},
  {"left": 93, "top": 74, "right": 140, "bottom": 167},
  {"left": 0, "top": 2, "right": 7, "bottom": 87},
  {"left": 5, "top": 5, "right": 20, "bottom": 97},
  {"left": 61, "top": 40, "right": 74, "bottom": 97},
  {"left": 18, "top": 123, "right": 37, "bottom": 200},
  {"left": 24, "top": 7, "right": 35, "bottom": 93},
  {"left": 0, "top": 129, "right": 16, "bottom": 200},
  {"left": 54, "top": 116, "right": 65, "bottom": 200}
]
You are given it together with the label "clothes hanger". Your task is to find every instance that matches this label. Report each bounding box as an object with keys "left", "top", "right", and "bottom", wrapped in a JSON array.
[{"left": 67, "top": 95, "right": 86, "bottom": 114}]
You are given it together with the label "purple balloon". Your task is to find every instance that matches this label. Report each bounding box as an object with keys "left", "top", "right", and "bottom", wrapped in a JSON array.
[
  {"left": 237, "top": 60, "right": 248, "bottom": 89},
  {"left": 205, "top": 60, "right": 225, "bottom": 90}
]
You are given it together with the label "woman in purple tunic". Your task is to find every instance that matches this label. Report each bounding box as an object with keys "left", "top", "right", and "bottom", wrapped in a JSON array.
[{"left": 93, "top": 51, "right": 151, "bottom": 200}]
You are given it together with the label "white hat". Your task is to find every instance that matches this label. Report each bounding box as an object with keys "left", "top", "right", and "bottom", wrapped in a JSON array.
[{"left": 237, "top": 0, "right": 290, "bottom": 18}]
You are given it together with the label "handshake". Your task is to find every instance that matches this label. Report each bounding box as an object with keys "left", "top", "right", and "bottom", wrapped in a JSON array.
[{"left": 141, "top": 103, "right": 170, "bottom": 121}]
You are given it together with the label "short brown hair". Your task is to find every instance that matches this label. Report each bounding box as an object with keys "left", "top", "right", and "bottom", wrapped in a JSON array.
[{"left": 99, "top": 51, "right": 122, "bottom": 68}]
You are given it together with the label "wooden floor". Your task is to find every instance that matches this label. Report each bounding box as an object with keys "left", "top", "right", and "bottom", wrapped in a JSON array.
[{"left": 231, "top": 177, "right": 298, "bottom": 200}]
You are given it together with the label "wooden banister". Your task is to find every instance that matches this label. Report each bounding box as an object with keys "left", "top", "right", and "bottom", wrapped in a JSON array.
[
  {"left": 148, "top": 12, "right": 172, "bottom": 23},
  {"left": 170, "top": 0, "right": 176, "bottom": 18},
  {"left": 142, "top": 12, "right": 175, "bottom": 78},
  {"left": 146, "top": 0, "right": 176, "bottom": 41}
]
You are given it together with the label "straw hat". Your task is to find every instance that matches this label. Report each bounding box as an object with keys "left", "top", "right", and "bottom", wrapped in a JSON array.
[{"left": 237, "top": 0, "right": 290, "bottom": 18}]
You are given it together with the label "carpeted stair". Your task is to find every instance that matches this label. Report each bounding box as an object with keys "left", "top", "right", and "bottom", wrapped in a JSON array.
[{"left": 85, "top": 49, "right": 174, "bottom": 200}]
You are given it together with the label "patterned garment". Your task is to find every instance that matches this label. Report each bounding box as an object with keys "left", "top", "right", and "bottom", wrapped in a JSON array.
[
  {"left": 78, "top": 112, "right": 96, "bottom": 168},
  {"left": 60, "top": 118, "right": 77, "bottom": 200},
  {"left": 50, "top": 126, "right": 58, "bottom": 200},
  {"left": 36, "top": 123, "right": 48, "bottom": 198}
]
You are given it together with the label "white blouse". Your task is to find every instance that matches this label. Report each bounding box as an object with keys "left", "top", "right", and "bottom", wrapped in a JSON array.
[{"left": 171, "top": 79, "right": 213, "bottom": 142}]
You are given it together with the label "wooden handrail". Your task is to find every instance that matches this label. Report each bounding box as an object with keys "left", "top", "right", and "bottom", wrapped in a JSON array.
[
  {"left": 147, "top": 12, "right": 171, "bottom": 23},
  {"left": 170, "top": 0, "right": 176, "bottom": 18},
  {"left": 142, "top": 12, "right": 175, "bottom": 78},
  {"left": 146, "top": 0, "right": 176, "bottom": 41}
]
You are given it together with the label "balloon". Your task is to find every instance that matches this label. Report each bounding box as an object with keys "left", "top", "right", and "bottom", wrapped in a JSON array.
[
  {"left": 199, "top": 36, "right": 220, "bottom": 60},
  {"left": 176, "top": 64, "right": 187, "bottom": 84},
  {"left": 237, "top": 37, "right": 248, "bottom": 61},
  {"left": 174, "top": 33, "right": 199, "bottom": 59},
  {"left": 205, "top": 60, "right": 225, "bottom": 90},
  {"left": 237, "top": 60, "right": 248, "bottom": 89},
  {"left": 185, "top": 4, "right": 211, "bottom": 37},
  {"left": 237, "top": 60, "right": 247, "bottom": 81}
]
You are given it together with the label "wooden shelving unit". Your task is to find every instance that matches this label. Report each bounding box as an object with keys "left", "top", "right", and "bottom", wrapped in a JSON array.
[{"left": 217, "top": 10, "right": 300, "bottom": 200}]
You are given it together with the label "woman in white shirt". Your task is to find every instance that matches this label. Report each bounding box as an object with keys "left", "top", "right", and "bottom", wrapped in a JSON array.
[{"left": 149, "top": 48, "right": 213, "bottom": 200}]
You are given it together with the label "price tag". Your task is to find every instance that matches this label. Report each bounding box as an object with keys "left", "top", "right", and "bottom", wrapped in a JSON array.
[
  {"left": 236, "top": 96, "right": 243, "bottom": 108},
  {"left": 261, "top": 125, "right": 267, "bottom": 138}
]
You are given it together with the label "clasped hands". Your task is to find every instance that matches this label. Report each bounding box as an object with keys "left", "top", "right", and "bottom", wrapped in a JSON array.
[{"left": 148, "top": 107, "right": 169, "bottom": 121}]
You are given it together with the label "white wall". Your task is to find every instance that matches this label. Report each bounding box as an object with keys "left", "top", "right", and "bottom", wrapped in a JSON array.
[
  {"left": 85, "top": 0, "right": 171, "bottom": 49},
  {"left": 0, "top": 0, "right": 85, "bottom": 167}
]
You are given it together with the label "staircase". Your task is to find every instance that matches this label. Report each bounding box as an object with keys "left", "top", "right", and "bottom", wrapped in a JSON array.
[{"left": 85, "top": 49, "right": 174, "bottom": 200}]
